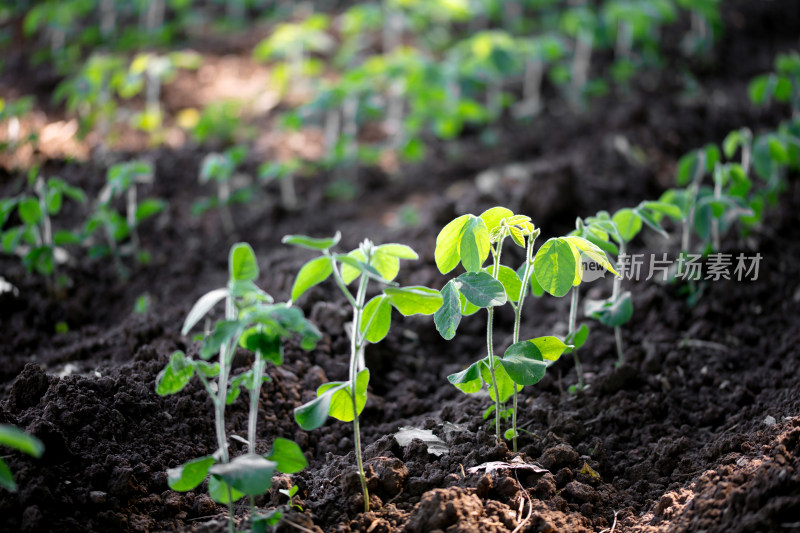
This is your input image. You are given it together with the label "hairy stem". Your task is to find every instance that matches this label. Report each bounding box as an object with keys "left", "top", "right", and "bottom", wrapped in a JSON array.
[
  {"left": 682, "top": 152, "right": 707, "bottom": 253},
  {"left": 613, "top": 241, "right": 626, "bottom": 366},
  {"left": 349, "top": 275, "right": 370, "bottom": 512},
  {"left": 510, "top": 233, "right": 537, "bottom": 451},
  {"left": 486, "top": 232, "right": 507, "bottom": 444},
  {"left": 569, "top": 287, "right": 583, "bottom": 390}
]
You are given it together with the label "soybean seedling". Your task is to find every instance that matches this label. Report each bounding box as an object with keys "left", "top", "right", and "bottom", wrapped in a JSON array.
[
  {"left": 284, "top": 232, "right": 442, "bottom": 512},
  {"left": 1, "top": 170, "right": 86, "bottom": 289},
  {"left": 194, "top": 146, "right": 252, "bottom": 234},
  {"left": 156, "top": 243, "right": 320, "bottom": 533},
  {"left": 532, "top": 232, "right": 617, "bottom": 391},
  {"left": 433, "top": 207, "right": 571, "bottom": 448},
  {"left": 0, "top": 424, "right": 44, "bottom": 492},
  {"left": 575, "top": 202, "right": 677, "bottom": 365},
  {"left": 86, "top": 160, "right": 165, "bottom": 271}
]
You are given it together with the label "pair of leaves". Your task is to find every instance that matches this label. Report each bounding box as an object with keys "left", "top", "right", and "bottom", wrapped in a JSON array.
[
  {"left": 294, "top": 369, "right": 369, "bottom": 430},
  {"left": 434, "top": 271, "right": 508, "bottom": 340},
  {"left": 167, "top": 438, "right": 306, "bottom": 499},
  {"left": 534, "top": 236, "right": 617, "bottom": 298},
  {"left": 448, "top": 337, "right": 569, "bottom": 397},
  {"left": 435, "top": 207, "right": 531, "bottom": 275},
  {"left": 360, "top": 286, "right": 443, "bottom": 343},
  {"left": 155, "top": 350, "right": 220, "bottom": 396},
  {"left": 0, "top": 425, "right": 44, "bottom": 492}
]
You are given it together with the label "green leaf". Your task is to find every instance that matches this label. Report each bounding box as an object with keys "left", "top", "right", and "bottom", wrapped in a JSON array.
[
  {"left": 562, "top": 236, "right": 618, "bottom": 277},
  {"left": 265, "top": 438, "right": 307, "bottom": 474},
  {"left": 334, "top": 253, "right": 389, "bottom": 284},
  {"left": 291, "top": 256, "right": 333, "bottom": 301},
  {"left": 230, "top": 243, "right": 259, "bottom": 282},
  {"left": 321, "top": 369, "right": 369, "bottom": 423},
  {"left": 0, "top": 425, "right": 44, "bottom": 458},
  {"left": 530, "top": 336, "right": 570, "bottom": 361},
  {"left": 565, "top": 324, "right": 590, "bottom": 352},
  {"left": 134, "top": 198, "right": 165, "bottom": 223},
  {"left": 585, "top": 292, "right": 633, "bottom": 328},
  {"left": 18, "top": 198, "right": 42, "bottom": 226},
  {"left": 210, "top": 454, "right": 277, "bottom": 496},
  {"left": 201, "top": 320, "right": 242, "bottom": 360},
  {"left": 533, "top": 238, "right": 576, "bottom": 298},
  {"left": 45, "top": 189, "right": 62, "bottom": 215},
  {"left": 294, "top": 383, "right": 346, "bottom": 430},
  {"left": 360, "top": 295, "right": 391, "bottom": 343},
  {"left": 434, "top": 280, "right": 461, "bottom": 340},
  {"left": 182, "top": 288, "right": 228, "bottom": 335},
  {"left": 479, "top": 206, "right": 514, "bottom": 233},
  {"left": 0, "top": 458, "right": 15, "bottom": 492},
  {"left": 480, "top": 357, "right": 521, "bottom": 402},
  {"left": 612, "top": 209, "right": 642, "bottom": 243},
  {"left": 748, "top": 74, "right": 771, "bottom": 105},
  {"left": 459, "top": 216, "right": 490, "bottom": 272},
  {"left": 375, "top": 243, "right": 418, "bottom": 259},
  {"left": 634, "top": 207, "right": 669, "bottom": 239},
  {"left": 208, "top": 475, "right": 245, "bottom": 504},
  {"left": 340, "top": 249, "right": 366, "bottom": 284},
  {"left": 384, "top": 286, "right": 443, "bottom": 315},
  {"left": 447, "top": 359, "right": 484, "bottom": 394},
  {"left": 167, "top": 455, "right": 215, "bottom": 491},
  {"left": 282, "top": 232, "right": 341, "bottom": 251},
  {"left": 454, "top": 271, "right": 506, "bottom": 307},
  {"left": 487, "top": 264, "right": 523, "bottom": 302},
  {"left": 459, "top": 292, "right": 481, "bottom": 315},
  {"left": 155, "top": 351, "right": 195, "bottom": 395},
  {"left": 52, "top": 230, "right": 82, "bottom": 246},
  {"left": 241, "top": 329, "right": 283, "bottom": 365},
  {"left": 499, "top": 342, "right": 547, "bottom": 386},
  {"left": 435, "top": 214, "right": 470, "bottom": 274},
  {"left": 371, "top": 251, "right": 400, "bottom": 282}
]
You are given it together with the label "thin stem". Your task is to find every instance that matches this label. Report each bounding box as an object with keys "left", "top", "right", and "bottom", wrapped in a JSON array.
[
  {"left": 568, "top": 287, "right": 583, "bottom": 390},
  {"left": 248, "top": 351, "right": 264, "bottom": 451},
  {"left": 217, "top": 293, "right": 237, "bottom": 533},
  {"left": 682, "top": 152, "right": 706, "bottom": 253},
  {"left": 347, "top": 274, "right": 370, "bottom": 512},
  {"left": 510, "top": 233, "right": 537, "bottom": 452},
  {"left": 613, "top": 241, "right": 626, "bottom": 366},
  {"left": 486, "top": 231, "right": 507, "bottom": 444}
]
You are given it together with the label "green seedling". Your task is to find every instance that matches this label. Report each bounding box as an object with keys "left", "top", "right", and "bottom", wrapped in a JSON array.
[
  {"left": 183, "top": 101, "right": 249, "bottom": 146},
  {"left": 513, "top": 35, "right": 565, "bottom": 117},
  {"left": 559, "top": 4, "right": 598, "bottom": 109},
  {"left": 258, "top": 158, "right": 303, "bottom": 210},
  {"left": 532, "top": 232, "right": 617, "bottom": 390},
  {"left": 285, "top": 232, "right": 442, "bottom": 512},
  {"left": 86, "top": 161, "right": 165, "bottom": 271},
  {"left": 433, "top": 207, "right": 571, "bottom": 448},
  {"left": 1, "top": 170, "right": 86, "bottom": 288},
  {"left": 676, "top": 0, "right": 722, "bottom": 57},
  {"left": 750, "top": 52, "right": 800, "bottom": 116},
  {"left": 0, "top": 424, "right": 44, "bottom": 492},
  {"left": 253, "top": 14, "right": 334, "bottom": 94},
  {"left": 156, "top": 243, "right": 319, "bottom": 533},
  {"left": 194, "top": 146, "right": 252, "bottom": 234},
  {"left": 251, "top": 484, "right": 303, "bottom": 532},
  {"left": 574, "top": 202, "right": 677, "bottom": 365}
]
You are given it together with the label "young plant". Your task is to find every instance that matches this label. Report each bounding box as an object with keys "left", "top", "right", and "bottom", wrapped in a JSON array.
[
  {"left": 433, "top": 207, "right": 572, "bottom": 448},
  {"left": 194, "top": 146, "right": 252, "bottom": 234},
  {"left": 750, "top": 52, "right": 800, "bottom": 117},
  {"left": 532, "top": 233, "right": 617, "bottom": 390},
  {"left": 258, "top": 158, "right": 303, "bottom": 211},
  {"left": 156, "top": 243, "right": 319, "bottom": 533},
  {"left": 574, "top": 202, "right": 677, "bottom": 365},
  {"left": 285, "top": 232, "right": 442, "bottom": 512},
  {"left": 86, "top": 160, "right": 165, "bottom": 270},
  {"left": 1, "top": 171, "right": 86, "bottom": 289},
  {"left": 0, "top": 425, "right": 44, "bottom": 492}
]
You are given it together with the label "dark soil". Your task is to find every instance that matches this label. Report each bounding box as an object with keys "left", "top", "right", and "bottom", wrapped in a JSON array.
[{"left": 2, "top": 1, "right": 800, "bottom": 532}]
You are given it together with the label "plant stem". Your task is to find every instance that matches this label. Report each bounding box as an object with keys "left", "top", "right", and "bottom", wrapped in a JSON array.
[
  {"left": 612, "top": 241, "right": 625, "bottom": 367},
  {"left": 216, "top": 292, "right": 237, "bottom": 533},
  {"left": 486, "top": 232, "right": 506, "bottom": 444},
  {"left": 682, "top": 152, "right": 706, "bottom": 253},
  {"left": 248, "top": 351, "right": 264, "bottom": 451},
  {"left": 348, "top": 274, "right": 370, "bottom": 512},
  {"left": 711, "top": 164, "right": 722, "bottom": 252},
  {"left": 510, "top": 233, "right": 537, "bottom": 452},
  {"left": 568, "top": 287, "right": 584, "bottom": 390}
]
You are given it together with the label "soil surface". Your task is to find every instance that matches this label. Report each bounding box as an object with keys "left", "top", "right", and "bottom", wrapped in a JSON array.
[{"left": 2, "top": 1, "right": 800, "bottom": 532}]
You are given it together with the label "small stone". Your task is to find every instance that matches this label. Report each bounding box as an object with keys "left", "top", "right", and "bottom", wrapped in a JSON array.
[{"left": 90, "top": 491, "right": 108, "bottom": 504}]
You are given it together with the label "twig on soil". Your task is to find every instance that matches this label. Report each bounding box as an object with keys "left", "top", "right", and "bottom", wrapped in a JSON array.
[
  {"left": 599, "top": 510, "right": 620, "bottom": 533},
  {"left": 386, "top": 487, "right": 404, "bottom": 505},
  {"left": 510, "top": 471, "right": 533, "bottom": 533},
  {"left": 678, "top": 338, "right": 730, "bottom": 352},
  {"left": 283, "top": 518, "right": 317, "bottom": 533}
]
